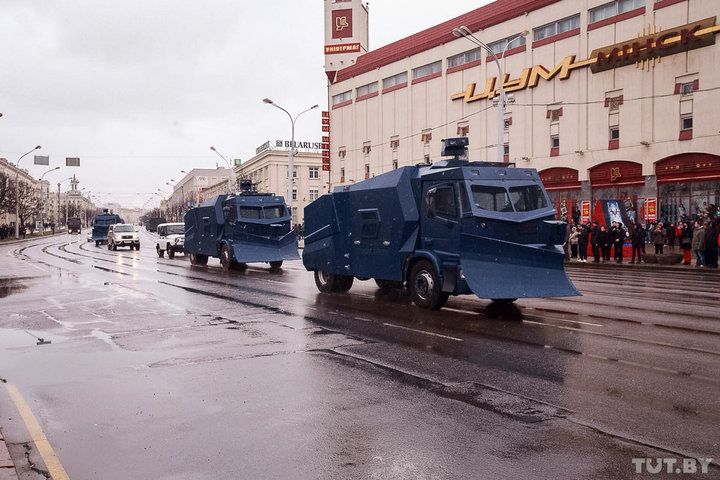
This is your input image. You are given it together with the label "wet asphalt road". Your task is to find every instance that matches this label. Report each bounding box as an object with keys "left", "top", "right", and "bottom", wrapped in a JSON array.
[{"left": 0, "top": 232, "right": 718, "bottom": 479}]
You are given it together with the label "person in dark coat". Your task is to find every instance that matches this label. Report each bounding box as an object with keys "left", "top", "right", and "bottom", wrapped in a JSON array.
[
  {"left": 631, "top": 222, "right": 644, "bottom": 263},
  {"left": 610, "top": 222, "right": 625, "bottom": 263},
  {"left": 591, "top": 221, "right": 601, "bottom": 263},
  {"left": 652, "top": 223, "right": 666, "bottom": 255},
  {"left": 666, "top": 223, "right": 676, "bottom": 250},
  {"left": 704, "top": 218, "right": 719, "bottom": 268},
  {"left": 578, "top": 223, "right": 589, "bottom": 262},
  {"left": 598, "top": 226, "right": 611, "bottom": 262}
]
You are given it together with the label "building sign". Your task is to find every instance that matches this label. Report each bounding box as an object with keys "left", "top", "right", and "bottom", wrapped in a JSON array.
[
  {"left": 255, "top": 141, "right": 271, "bottom": 155},
  {"left": 255, "top": 140, "right": 322, "bottom": 155},
  {"left": 65, "top": 157, "right": 80, "bottom": 167},
  {"left": 452, "top": 18, "right": 719, "bottom": 104},
  {"left": 33, "top": 155, "right": 49, "bottom": 166},
  {"left": 645, "top": 198, "right": 657, "bottom": 222},
  {"left": 322, "top": 111, "right": 331, "bottom": 172},
  {"left": 324, "top": 43, "right": 361, "bottom": 55},
  {"left": 331, "top": 9, "right": 353, "bottom": 39}
]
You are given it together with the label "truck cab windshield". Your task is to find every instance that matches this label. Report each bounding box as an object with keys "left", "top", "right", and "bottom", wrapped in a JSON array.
[
  {"left": 238, "top": 206, "right": 286, "bottom": 219},
  {"left": 471, "top": 184, "right": 548, "bottom": 212}
]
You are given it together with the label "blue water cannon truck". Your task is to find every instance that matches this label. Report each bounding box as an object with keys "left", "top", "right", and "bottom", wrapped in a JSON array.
[
  {"left": 302, "top": 137, "right": 579, "bottom": 310},
  {"left": 184, "top": 192, "right": 299, "bottom": 271},
  {"left": 91, "top": 210, "right": 124, "bottom": 247}
]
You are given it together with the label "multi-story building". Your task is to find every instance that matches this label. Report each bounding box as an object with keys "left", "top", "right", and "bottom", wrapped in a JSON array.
[
  {"left": 234, "top": 141, "right": 325, "bottom": 226},
  {"left": 167, "top": 167, "right": 233, "bottom": 220},
  {"left": 46, "top": 175, "right": 97, "bottom": 227},
  {"left": 324, "top": 0, "right": 720, "bottom": 224}
]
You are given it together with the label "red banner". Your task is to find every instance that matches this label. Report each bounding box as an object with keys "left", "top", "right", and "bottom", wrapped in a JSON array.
[
  {"left": 645, "top": 198, "right": 657, "bottom": 221},
  {"left": 331, "top": 9, "right": 353, "bottom": 39},
  {"left": 322, "top": 164, "right": 331, "bottom": 171},
  {"left": 581, "top": 201, "right": 591, "bottom": 223}
]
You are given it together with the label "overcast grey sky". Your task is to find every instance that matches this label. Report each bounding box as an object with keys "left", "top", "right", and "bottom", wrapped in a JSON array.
[{"left": 1, "top": 0, "right": 489, "bottom": 208}]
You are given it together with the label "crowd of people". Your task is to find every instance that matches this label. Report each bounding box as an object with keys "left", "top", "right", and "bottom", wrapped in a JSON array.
[
  {"left": 0, "top": 224, "right": 20, "bottom": 240},
  {"left": 566, "top": 213, "right": 720, "bottom": 268}
]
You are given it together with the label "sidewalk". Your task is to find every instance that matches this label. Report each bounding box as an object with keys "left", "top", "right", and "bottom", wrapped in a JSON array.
[
  {"left": 0, "top": 434, "right": 18, "bottom": 480},
  {"left": 0, "top": 231, "right": 67, "bottom": 246},
  {"left": 566, "top": 256, "right": 720, "bottom": 275}
]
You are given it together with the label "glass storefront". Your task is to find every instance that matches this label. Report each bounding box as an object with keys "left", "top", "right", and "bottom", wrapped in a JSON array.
[{"left": 659, "top": 180, "right": 720, "bottom": 224}]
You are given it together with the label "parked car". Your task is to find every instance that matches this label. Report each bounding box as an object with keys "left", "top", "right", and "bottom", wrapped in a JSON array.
[
  {"left": 156, "top": 223, "right": 185, "bottom": 259},
  {"left": 107, "top": 224, "right": 140, "bottom": 251}
]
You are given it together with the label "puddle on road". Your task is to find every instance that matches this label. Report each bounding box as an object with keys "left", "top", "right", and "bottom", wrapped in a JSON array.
[{"left": 0, "top": 279, "right": 28, "bottom": 298}]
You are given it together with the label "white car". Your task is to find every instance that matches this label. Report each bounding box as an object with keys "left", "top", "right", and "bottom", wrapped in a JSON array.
[
  {"left": 107, "top": 224, "right": 140, "bottom": 251},
  {"left": 86, "top": 232, "right": 92, "bottom": 242},
  {"left": 156, "top": 223, "right": 185, "bottom": 259}
]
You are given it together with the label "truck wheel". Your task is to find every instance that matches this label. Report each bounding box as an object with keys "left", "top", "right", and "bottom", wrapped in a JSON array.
[
  {"left": 409, "top": 260, "right": 448, "bottom": 310},
  {"left": 107, "top": 242, "right": 112, "bottom": 251},
  {"left": 219, "top": 245, "right": 236, "bottom": 271},
  {"left": 269, "top": 261, "right": 283, "bottom": 271},
  {"left": 113, "top": 243, "right": 118, "bottom": 251},
  {"left": 314, "top": 271, "right": 354, "bottom": 293},
  {"left": 189, "top": 253, "right": 208, "bottom": 266},
  {"left": 167, "top": 248, "right": 175, "bottom": 259},
  {"left": 375, "top": 279, "right": 404, "bottom": 290},
  {"left": 157, "top": 246, "right": 164, "bottom": 258},
  {"left": 95, "top": 240, "right": 99, "bottom": 247}
]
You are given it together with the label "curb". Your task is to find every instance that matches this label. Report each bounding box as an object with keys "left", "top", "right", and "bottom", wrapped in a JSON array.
[
  {"left": 0, "top": 434, "right": 18, "bottom": 480},
  {"left": 565, "top": 259, "right": 720, "bottom": 275},
  {"left": 0, "top": 231, "right": 71, "bottom": 246}
]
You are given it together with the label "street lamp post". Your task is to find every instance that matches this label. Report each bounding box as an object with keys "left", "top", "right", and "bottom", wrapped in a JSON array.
[
  {"left": 56, "top": 177, "right": 72, "bottom": 230},
  {"left": 14, "top": 145, "right": 42, "bottom": 239},
  {"left": 38, "top": 166, "right": 60, "bottom": 236},
  {"left": 262, "top": 99, "right": 318, "bottom": 225},
  {"left": 451, "top": 27, "right": 528, "bottom": 163},
  {"left": 210, "top": 146, "right": 237, "bottom": 195}
]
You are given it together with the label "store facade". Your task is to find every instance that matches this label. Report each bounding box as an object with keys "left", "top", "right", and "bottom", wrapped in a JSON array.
[{"left": 323, "top": 0, "right": 720, "bottom": 227}]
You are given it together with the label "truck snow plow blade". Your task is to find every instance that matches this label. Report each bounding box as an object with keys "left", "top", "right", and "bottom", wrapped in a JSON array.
[
  {"left": 459, "top": 234, "right": 579, "bottom": 299},
  {"left": 232, "top": 237, "right": 299, "bottom": 264}
]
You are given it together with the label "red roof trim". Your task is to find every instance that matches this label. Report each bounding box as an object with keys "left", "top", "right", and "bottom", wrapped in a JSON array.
[
  {"left": 446, "top": 59, "right": 482, "bottom": 75},
  {"left": 653, "top": 0, "right": 685, "bottom": 10},
  {"left": 587, "top": 7, "right": 645, "bottom": 32},
  {"left": 411, "top": 71, "right": 442, "bottom": 85},
  {"left": 381, "top": 82, "right": 408, "bottom": 95},
  {"left": 532, "top": 27, "right": 580, "bottom": 48},
  {"left": 334, "top": 0, "right": 562, "bottom": 83}
]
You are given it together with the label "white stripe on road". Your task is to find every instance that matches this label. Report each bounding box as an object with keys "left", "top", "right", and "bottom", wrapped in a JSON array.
[{"left": 382, "top": 322, "right": 463, "bottom": 342}]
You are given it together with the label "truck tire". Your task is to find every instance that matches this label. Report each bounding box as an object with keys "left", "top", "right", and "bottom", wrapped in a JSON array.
[
  {"left": 95, "top": 240, "right": 99, "bottom": 247},
  {"left": 167, "top": 247, "right": 175, "bottom": 259},
  {"left": 490, "top": 298, "right": 517, "bottom": 305},
  {"left": 113, "top": 243, "right": 118, "bottom": 251},
  {"left": 409, "top": 260, "right": 449, "bottom": 310},
  {"left": 314, "top": 271, "right": 354, "bottom": 293},
  {"left": 107, "top": 241, "right": 112, "bottom": 251},
  {"left": 157, "top": 246, "right": 164, "bottom": 258},
  {"left": 189, "top": 253, "right": 208, "bottom": 266},
  {"left": 220, "top": 244, "right": 237, "bottom": 271},
  {"left": 269, "top": 261, "right": 283, "bottom": 271},
  {"left": 375, "top": 279, "right": 404, "bottom": 290}
]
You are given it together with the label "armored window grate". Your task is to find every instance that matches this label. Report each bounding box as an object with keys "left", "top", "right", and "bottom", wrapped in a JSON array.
[{"left": 359, "top": 209, "right": 380, "bottom": 239}]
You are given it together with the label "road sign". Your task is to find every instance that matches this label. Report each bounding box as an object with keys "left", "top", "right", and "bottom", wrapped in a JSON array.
[
  {"left": 33, "top": 155, "right": 49, "bottom": 165},
  {"left": 66, "top": 157, "right": 80, "bottom": 167}
]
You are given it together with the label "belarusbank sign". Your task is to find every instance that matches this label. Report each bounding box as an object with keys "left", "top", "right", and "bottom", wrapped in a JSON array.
[{"left": 451, "top": 17, "right": 719, "bottom": 104}]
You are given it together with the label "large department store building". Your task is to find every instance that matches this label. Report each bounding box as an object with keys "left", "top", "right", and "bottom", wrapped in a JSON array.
[{"left": 324, "top": 0, "right": 720, "bottom": 224}]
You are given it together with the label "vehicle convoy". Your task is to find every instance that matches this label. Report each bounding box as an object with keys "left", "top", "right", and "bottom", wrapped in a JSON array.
[
  {"left": 302, "top": 137, "right": 579, "bottom": 310},
  {"left": 156, "top": 222, "right": 185, "bottom": 259},
  {"left": 184, "top": 192, "right": 299, "bottom": 270},
  {"left": 107, "top": 224, "right": 140, "bottom": 250},
  {"left": 91, "top": 210, "right": 124, "bottom": 246},
  {"left": 67, "top": 217, "right": 82, "bottom": 235}
]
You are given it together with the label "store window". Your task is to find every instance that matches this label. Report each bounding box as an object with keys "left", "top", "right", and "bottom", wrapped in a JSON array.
[
  {"left": 382, "top": 72, "right": 408, "bottom": 89},
  {"left": 447, "top": 48, "right": 482, "bottom": 69},
  {"left": 534, "top": 14, "right": 580, "bottom": 41},
  {"left": 332, "top": 90, "right": 351, "bottom": 105},
  {"left": 412, "top": 61, "right": 441, "bottom": 80},
  {"left": 356, "top": 82, "right": 378, "bottom": 97},
  {"left": 589, "top": 0, "right": 643, "bottom": 24},
  {"left": 487, "top": 34, "right": 527, "bottom": 55}
]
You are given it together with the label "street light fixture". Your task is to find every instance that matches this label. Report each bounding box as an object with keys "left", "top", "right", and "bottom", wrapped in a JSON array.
[
  {"left": 14, "top": 145, "right": 42, "bottom": 239},
  {"left": 210, "top": 146, "right": 237, "bottom": 194},
  {"left": 262, "top": 98, "right": 319, "bottom": 224},
  {"left": 451, "top": 27, "right": 528, "bottom": 163},
  {"left": 37, "top": 166, "right": 60, "bottom": 236}
]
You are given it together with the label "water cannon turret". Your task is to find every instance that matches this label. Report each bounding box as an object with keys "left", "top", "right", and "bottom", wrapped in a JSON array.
[{"left": 441, "top": 137, "right": 469, "bottom": 160}]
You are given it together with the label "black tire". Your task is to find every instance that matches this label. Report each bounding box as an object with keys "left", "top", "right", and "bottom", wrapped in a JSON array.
[
  {"left": 375, "top": 279, "right": 404, "bottom": 290},
  {"left": 167, "top": 248, "right": 175, "bottom": 259},
  {"left": 136, "top": 243, "right": 140, "bottom": 250},
  {"left": 219, "top": 244, "right": 236, "bottom": 271},
  {"left": 157, "top": 246, "right": 164, "bottom": 258},
  {"left": 95, "top": 240, "right": 99, "bottom": 247},
  {"left": 189, "top": 253, "right": 208, "bottom": 266},
  {"left": 107, "top": 241, "right": 112, "bottom": 251},
  {"left": 113, "top": 243, "right": 118, "bottom": 251},
  {"left": 408, "top": 260, "right": 449, "bottom": 310},
  {"left": 490, "top": 298, "right": 517, "bottom": 305},
  {"left": 269, "top": 261, "right": 283, "bottom": 271},
  {"left": 314, "top": 271, "right": 354, "bottom": 293}
]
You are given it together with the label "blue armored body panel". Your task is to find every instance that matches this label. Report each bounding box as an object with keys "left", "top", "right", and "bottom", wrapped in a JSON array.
[
  {"left": 184, "top": 192, "right": 299, "bottom": 270},
  {"left": 303, "top": 141, "right": 579, "bottom": 310},
  {"left": 91, "top": 211, "right": 124, "bottom": 246}
]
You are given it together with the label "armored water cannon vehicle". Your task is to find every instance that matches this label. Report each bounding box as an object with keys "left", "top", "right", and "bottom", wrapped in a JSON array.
[
  {"left": 91, "top": 209, "right": 124, "bottom": 247},
  {"left": 183, "top": 192, "right": 299, "bottom": 271},
  {"left": 302, "top": 137, "right": 579, "bottom": 310}
]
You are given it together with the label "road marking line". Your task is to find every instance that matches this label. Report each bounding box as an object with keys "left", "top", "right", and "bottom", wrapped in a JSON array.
[
  {"left": 4, "top": 384, "right": 71, "bottom": 480},
  {"left": 382, "top": 323, "right": 463, "bottom": 342},
  {"left": 354, "top": 317, "right": 373, "bottom": 323}
]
